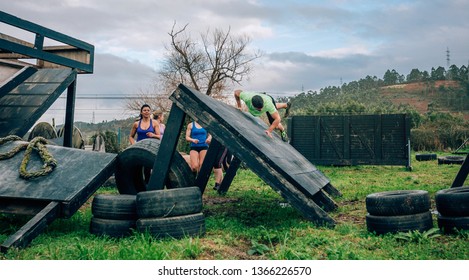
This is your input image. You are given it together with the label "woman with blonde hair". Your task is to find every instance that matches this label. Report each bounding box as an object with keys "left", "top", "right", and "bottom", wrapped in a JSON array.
[{"left": 153, "top": 109, "right": 166, "bottom": 139}]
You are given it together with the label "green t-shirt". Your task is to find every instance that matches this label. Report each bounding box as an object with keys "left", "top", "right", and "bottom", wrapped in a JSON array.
[{"left": 239, "top": 91, "right": 277, "bottom": 117}]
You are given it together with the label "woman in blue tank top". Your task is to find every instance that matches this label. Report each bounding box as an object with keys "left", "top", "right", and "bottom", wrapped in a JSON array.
[
  {"left": 185, "top": 121, "right": 212, "bottom": 173},
  {"left": 129, "top": 104, "right": 160, "bottom": 145}
]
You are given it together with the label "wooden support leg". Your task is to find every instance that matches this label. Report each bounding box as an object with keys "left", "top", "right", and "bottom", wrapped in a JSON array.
[
  {"left": 451, "top": 156, "right": 469, "bottom": 188},
  {"left": 217, "top": 156, "right": 241, "bottom": 195},
  {"left": 195, "top": 138, "right": 222, "bottom": 194},
  {"left": 1, "top": 202, "right": 60, "bottom": 253},
  {"left": 148, "top": 103, "right": 186, "bottom": 190},
  {"left": 63, "top": 77, "right": 77, "bottom": 148}
]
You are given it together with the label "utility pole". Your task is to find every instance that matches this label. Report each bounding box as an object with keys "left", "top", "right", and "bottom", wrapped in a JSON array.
[{"left": 446, "top": 47, "right": 450, "bottom": 68}]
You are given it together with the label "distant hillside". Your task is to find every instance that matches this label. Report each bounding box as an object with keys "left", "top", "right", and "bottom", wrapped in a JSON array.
[
  {"left": 380, "top": 80, "right": 469, "bottom": 119},
  {"left": 61, "top": 118, "right": 135, "bottom": 144}
]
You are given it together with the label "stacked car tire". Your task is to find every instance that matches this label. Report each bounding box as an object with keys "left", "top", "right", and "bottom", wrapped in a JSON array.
[
  {"left": 90, "top": 194, "right": 138, "bottom": 237},
  {"left": 365, "top": 190, "right": 433, "bottom": 234},
  {"left": 136, "top": 187, "right": 206, "bottom": 238},
  {"left": 436, "top": 186, "right": 469, "bottom": 233}
]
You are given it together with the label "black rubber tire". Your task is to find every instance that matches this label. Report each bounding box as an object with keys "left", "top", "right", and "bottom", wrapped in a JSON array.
[
  {"left": 89, "top": 217, "right": 136, "bottom": 238},
  {"left": 137, "top": 213, "right": 206, "bottom": 239},
  {"left": 435, "top": 186, "right": 469, "bottom": 216},
  {"left": 136, "top": 187, "right": 202, "bottom": 218},
  {"left": 415, "top": 153, "right": 437, "bottom": 161},
  {"left": 437, "top": 214, "right": 469, "bottom": 233},
  {"left": 115, "top": 139, "right": 195, "bottom": 194},
  {"left": 438, "top": 155, "right": 466, "bottom": 165},
  {"left": 91, "top": 194, "right": 137, "bottom": 220},
  {"left": 366, "top": 211, "right": 433, "bottom": 235},
  {"left": 365, "top": 190, "right": 430, "bottom": 216}
]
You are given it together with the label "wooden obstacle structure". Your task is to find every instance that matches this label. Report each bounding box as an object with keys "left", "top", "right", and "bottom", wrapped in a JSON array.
[
  {"left": 0, "top": 140, "right": 116, "bottom": 252},
  {"left": 147, "top": 84, "right": 341, "bottom": 226},
  {"left": 0, "top": 11, "right": 107, "bottom": 252},
  {"left": 0, "top": 11, "right": 93, "bottom": 147}
]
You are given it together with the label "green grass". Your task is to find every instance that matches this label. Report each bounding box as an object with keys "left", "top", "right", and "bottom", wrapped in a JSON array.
[{"left": 1, "top": 154, "right": 468, "bottom": 260}]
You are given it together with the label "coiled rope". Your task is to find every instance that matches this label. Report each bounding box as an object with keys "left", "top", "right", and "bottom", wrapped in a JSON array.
[{"left": 0, "top": 135, "right": 57, "bottom": 179}]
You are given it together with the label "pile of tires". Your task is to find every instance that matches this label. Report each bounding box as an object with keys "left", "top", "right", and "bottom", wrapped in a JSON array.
[
  {"left": 436, "top": 186, "right": 469, "bottom": 233},
  {"left": 365, "top": 190, "right": 433, "bottom": 234},
  {"left": 415, "top": 153, "right": 437, "bottom": 161},
  {"left": 89, "top": 194, "right": 137, "bottom": 237},
  {"left": 136, "top": 187, "right": 205, "bottom": 239}
]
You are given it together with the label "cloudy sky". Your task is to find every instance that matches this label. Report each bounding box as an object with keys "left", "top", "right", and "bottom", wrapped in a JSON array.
[{"left": 2, "top": 0, "right": 468, "bottom": 123}]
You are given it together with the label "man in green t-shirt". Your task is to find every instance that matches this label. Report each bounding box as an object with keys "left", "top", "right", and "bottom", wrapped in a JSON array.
[{"left": 234, "top": 89, "right": 291, "bottom": 141}]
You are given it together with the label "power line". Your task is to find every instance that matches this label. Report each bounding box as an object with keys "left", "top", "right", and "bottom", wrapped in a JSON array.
[{"left": 58, "top": 96, "right": 143, "bottom": 100}]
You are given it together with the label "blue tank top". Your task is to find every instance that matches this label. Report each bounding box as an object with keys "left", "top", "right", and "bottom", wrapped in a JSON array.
[
  {"left": 136, "top": 119, "right": 155, "bottom": 142},
  {"left": 190, "top": 121, "right": 208, "bottom": 148}
]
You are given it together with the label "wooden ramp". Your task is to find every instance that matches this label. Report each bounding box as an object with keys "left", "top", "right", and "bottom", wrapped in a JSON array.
[
  {"left": 149, "top": 84, "right": 341, "bottom": 226},
  {"left": 0, "top": 140, "right": 116, "bottom": 252},
  {"left": 0, "top": 67, "right": 77, "bottom": 138}
]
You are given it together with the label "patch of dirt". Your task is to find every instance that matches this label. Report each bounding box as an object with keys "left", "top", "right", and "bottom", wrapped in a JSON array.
[
  {"left": 380, "top": 80, "right": 469, "bottom": 119},
  {"left": 198, "top": 239, "right": 265, "bottom": 260},
  {"left": 334, "top": 200, "right": 366, "bottom": 225},
  {"left": 203, "top": 196, "right": 240, "bottom": 206}
]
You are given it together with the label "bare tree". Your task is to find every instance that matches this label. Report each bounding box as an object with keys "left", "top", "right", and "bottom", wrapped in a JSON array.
[
  {"left": 159, "top": 22, "right": 262, "bottom": 97},
  {"left": 125, "top": 82, "right": 172, "bottom": 118}
]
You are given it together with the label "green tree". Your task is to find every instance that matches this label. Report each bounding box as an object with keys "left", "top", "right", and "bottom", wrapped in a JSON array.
[
  {"left": 431, "top": 66, "right": 446, "bottom": 80},
  {"left": 407, "top": 68, "right": 423, "bottom": 82},
  {"left": 383, "top": 69, "right": 401, "bottom": 85}
]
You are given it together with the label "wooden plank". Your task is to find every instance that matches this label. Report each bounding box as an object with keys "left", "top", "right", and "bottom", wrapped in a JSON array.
[
  {"left": 0, "top": 201, "right": 60, "bottom": 252},
  {"left": 170, "top": 84, "right": 339, "bottom": 225},
  {"left": 0, "top": 141, "right": 116, "bottom": 202},
  {"left": 196, "top": 138, "right": 222, "bottom": 194},
  {"left": 217, "top": 156, "right": 241, "bottom": 194},
  {"left": 0, "top": 69, "right": 76, "bottom": 138},
  {"left": 0, "top": 11, "right": 94, "bottom": 73},
  {"left": 0, "top": 65, "right": 37, "bottom": 98},
  {"left": 148, "top": 103, "right": 186, "bottom": 190},
  {"left": 0, "top": 198, "right": 49, "bottom": 215},
  {"left": 451, "top": 156, "right": 469, "bottom": 188},
  {"left": 63, "top": 79, "right": 77, "bottom": 148}
]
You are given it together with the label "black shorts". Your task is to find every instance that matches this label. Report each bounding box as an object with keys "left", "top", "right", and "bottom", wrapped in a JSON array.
[
  {"left": 190, "top": 146, "right": 208, "bottom": 152},
  {"left": 266, "top": 95, "right": 277, "bottom": 124}
]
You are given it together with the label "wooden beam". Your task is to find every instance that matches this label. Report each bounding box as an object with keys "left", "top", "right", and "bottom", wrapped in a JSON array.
[
  {"left": 217, "top": 156, "right": 241, "bottom": 195},
  {"left": 63, "top": 78, "right": 77, "bottom": 148},
  {"left": 196, "top": 138, "right": 222, "bottom": 194},
  {"left": 148, "top": 103, "right": 186, "bottom": 190},
  {"left": 451, "top": 156, "right": 469, "bottom": 188},
  {"left": 1, "top": 202, "right": 60, "bottom": 252}
]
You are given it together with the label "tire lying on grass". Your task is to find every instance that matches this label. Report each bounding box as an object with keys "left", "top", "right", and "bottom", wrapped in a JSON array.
[
  {"left": 415, "top": 153, "right": 437, "bottom": 161},
  {"left": 437, "top": 155, "right": 466, "bottom": 165},
  {"left": 366, "top": 211, "right": 433, "bottom": 235},
  {"left": 90, "top": 217, "right": 136, "bottom": 238},
  {"left": 365, "top": 190, "right": 430, "bottom": 216},
  {"left": 115, "top": 139, "right": 195, "bottom": 194},
  {"left": 137, "top": 213, "right": 206, "bottom": 239},
  {"left": 92, "top": 194, "right": 137, "bottom": 220},
  {"left": 136, "top": 187, "right": 202, "bottom": 218},
  {"left": 435, "top": 186, "right": 469, "bottom": 217}
]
